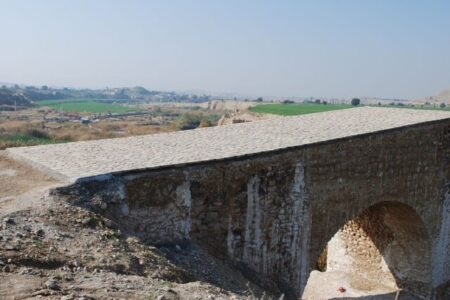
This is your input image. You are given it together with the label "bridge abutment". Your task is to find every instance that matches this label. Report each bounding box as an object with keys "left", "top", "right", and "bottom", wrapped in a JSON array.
[{"left": 52, "top": 117, "right": 450, "bottom": 299}]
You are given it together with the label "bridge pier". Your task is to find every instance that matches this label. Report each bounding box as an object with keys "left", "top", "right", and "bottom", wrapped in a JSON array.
[{"left": 432, "top": 191, "right": 450, "bottom": 298}]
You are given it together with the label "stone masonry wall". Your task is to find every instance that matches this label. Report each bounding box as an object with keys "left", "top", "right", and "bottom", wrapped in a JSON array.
[
  {"left": 65, "top": 120, "right": 450, "bottom": 298},
  {"left": 304, "top": 121, "right": 450, "bottom": 297},
  {"left": 325, "top": 202, "right": 432, "bottom": 296}
]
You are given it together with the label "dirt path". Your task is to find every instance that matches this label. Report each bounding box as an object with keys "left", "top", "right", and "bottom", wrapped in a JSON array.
[
  {"left": 302, "top": 270, "right": 422, "bottom": 299},
  {"left": 0, "top": 151, "right": 61, "bottom": 217}
]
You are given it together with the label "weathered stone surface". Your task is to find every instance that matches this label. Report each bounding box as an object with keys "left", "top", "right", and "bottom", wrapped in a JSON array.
[
  {"left": 325, "top": 202, "right": 431, "bottom": 295},
  {"left": 49, "top": 117, "right": 450, "bottom": 299},
  {"left": 6, "top": 107, "right": 450, "bottom": 182},
  {"left": 10, "top": 108, "right": 450, "bottom": 298}
]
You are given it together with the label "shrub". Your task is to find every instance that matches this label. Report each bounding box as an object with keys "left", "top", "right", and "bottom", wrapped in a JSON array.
[
  {"left": 351, "top": 98, "right": 361, "bottom": 106},
  {"left": 283, "top": 100, "right": 295, "bottom": 104},
  {"left": 25, "top": 129, "right": 51, "bottom": 140},
  {"left": 199, "top": 114, "right": 220, "bottom": 128},
  {"left": 174, "top": 113, "right": 202, "bottom": 130}
]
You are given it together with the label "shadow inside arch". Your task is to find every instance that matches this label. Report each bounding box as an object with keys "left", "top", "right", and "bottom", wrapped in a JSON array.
[{"left": 306, "top": 201, "right": 432, "bottom": 299}]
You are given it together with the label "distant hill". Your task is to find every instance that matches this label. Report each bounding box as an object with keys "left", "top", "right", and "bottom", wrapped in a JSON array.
[
  {"left": 0, "top": 83, "right": 212, "bottom": 110},
  {"left": 435, "top": 89, "right": 450, "bottom": 103},
  {"left": 128, "top": 86, "right": 156, "bottom": 96},
  {"left": 0, "top": 88, "right": 32, "bottom": 110},
  {"left": 104, "top": 86, "right": 158, "bottom": 100}
]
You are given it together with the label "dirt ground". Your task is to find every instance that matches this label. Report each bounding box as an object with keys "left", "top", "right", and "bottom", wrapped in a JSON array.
[
  {"left": 0, "top": 151, "right": 58, "bottom": 198},
  {"left": 0, "top": 141, "right": 426, "bottom": 299},
  {"left": 0, "top": 152, "right": 275, "bottom": 300},
  {"left": 0, "top": 151, "right": 61, "bottom": 221},
  {"left": 301, "top": 270, "right": 417, "bottom": 300}
]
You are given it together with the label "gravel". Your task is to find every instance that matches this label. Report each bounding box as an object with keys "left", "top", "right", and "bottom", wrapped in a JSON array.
[{"left": 6, "top": 107, "right": 450, "bottom": 182}]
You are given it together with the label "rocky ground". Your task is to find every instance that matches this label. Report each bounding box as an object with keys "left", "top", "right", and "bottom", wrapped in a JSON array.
[
  {"left": 0, "top": 197, "right": 273, "bottom": 299},
  {"left": 0, "top": 200, "right": 423, "bottom": 300},
  {"left": 0, "top": 152, "right": 275, "bottom": 300},
  {"left": 0, "top": 151, "right": 433, "bottom": 300}
]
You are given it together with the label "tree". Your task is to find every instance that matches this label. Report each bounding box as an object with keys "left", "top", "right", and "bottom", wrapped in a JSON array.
[
  {"left": 351, "top": 98, "right": 361, "bottom": 106},
  {"left": 440, "top": 102, "right": 446, "bottom": 109},
  {"left": 283, "top": 99, "right": 294, "bottom": 104},
  {"left": 256, "top": 97, "right": 263, "bottom": 102}
]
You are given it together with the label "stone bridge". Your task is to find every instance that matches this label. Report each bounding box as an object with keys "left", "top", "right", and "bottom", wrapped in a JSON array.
[{"left": 7, "top": 107, "right": 450, "bottom": 298}]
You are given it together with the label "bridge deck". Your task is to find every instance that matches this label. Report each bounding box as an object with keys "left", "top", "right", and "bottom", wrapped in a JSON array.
[{"left": 6, "top": 107, "right": 450, "bottom": 182}]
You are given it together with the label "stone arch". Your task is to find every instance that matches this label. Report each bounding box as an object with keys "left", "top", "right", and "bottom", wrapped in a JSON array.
[{"left": 305, "top": 201, "right": 432, "bottom": 298}]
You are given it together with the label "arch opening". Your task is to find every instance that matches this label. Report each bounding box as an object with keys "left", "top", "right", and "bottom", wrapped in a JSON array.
[{"left": 305, "top": 201, "right": 432, "bottom": 299}]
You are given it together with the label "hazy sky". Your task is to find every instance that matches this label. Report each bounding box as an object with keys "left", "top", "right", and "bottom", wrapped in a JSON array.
[{"left": 1, "top": 0, "right": 449, "bottom": 98}]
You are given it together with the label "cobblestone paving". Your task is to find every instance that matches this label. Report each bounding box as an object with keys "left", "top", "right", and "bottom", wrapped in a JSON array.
[{"left": 6, "top": 107, "right": 450, "bottom": 182}]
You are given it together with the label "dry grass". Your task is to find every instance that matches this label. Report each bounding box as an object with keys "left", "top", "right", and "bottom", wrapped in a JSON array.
[
  {"left": 0, "top": 103, "right": 230, "bottom": 149},
  {"left": 0, "top": 116, "right": 174, "bottom": 150},
  {"left": 51, "top": 120, "right": 170, "bottom": 142}
]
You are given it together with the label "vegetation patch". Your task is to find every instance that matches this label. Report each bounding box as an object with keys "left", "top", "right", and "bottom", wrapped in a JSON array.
[
  {"left": 36, "top": 99, "right": 139, "bottom": 113},
  {"left": 0, "top": 129, "right": 70, "bottom": 149},
  {"left": 382, "top": 102, "right": 450, "bottom": 111},
  {"left": 0, "top": 133, "right": 52, "bottom": 148},
  {"left": 173, "top": 112, "right": 221, "bottom": 130},
  {"left": 250, "top": 103, "right": 353, "bottom": 116}
]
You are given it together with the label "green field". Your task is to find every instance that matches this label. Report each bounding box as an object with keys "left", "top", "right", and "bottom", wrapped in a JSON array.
[
  {"left": 250, "top": 103, "right": 353, "bottom": 116},
  {"left": 36, "top": 99, "right": 138, "bottom": 113}
]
